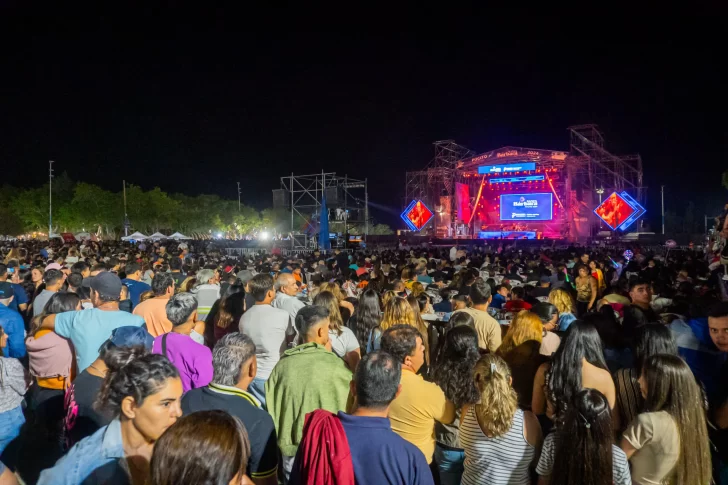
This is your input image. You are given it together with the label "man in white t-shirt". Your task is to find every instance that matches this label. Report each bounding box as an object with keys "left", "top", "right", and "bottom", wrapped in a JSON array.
[{"left": 239, "top": 273, "right": 296, "bottom": 407}]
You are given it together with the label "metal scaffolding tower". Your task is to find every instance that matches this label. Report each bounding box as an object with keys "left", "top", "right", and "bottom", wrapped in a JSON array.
[
  {"left": 568, "top": 124, "right": 644, "bottom": 200},
  {"left": 279, "top": 172, "right": 369, "bottom": 247}
]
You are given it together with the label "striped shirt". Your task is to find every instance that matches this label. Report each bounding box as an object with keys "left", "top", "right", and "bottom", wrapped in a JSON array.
[
  {"left": 536, "top": 432, "right": 632, "bottom": 485},
  {"left": 460, "top": 407, "right": 535, "bottom": 485}
]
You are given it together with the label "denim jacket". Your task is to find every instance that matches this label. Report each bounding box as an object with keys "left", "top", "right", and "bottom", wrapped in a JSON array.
[{"left": 38, "top": 419, "right": 130, "bottom": 485}]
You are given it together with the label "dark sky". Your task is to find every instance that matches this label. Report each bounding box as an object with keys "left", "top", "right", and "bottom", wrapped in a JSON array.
[{"left": 1, "top": 6, "right": 726, "bottom": 228}]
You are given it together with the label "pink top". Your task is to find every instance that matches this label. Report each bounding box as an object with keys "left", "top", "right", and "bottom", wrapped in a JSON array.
[{"left": 152, "top": 332, "right": 213, "bottom": 392}]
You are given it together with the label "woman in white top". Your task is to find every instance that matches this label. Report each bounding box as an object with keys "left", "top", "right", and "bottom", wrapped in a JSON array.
[
  {"left": 313, "top": 291, "right": 360, "bottom": 370},
  {"left": 620, "top": 354, "right": 711, "bottom": 485},
  {"left": 537, "top": 388, "right": 631, "bottom": 485},
  {"left": 460, "top": 354, "right": 542, "bottom": 485}
]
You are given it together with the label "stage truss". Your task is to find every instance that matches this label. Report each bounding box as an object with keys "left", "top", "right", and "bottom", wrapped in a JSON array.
[
  {"left": 404, "top": 125, "right": 645, "bottom": 241},
  {"left": 279, "top": 172, "right": 369, "bottom": 247}
]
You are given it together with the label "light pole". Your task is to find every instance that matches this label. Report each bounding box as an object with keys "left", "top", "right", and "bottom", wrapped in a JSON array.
[
  {"left": 661, "top": 185, "right": 665, "bottom": 235},
  {"left": 48, "top": 160, "right": 54, "bottom": 236},
  {"left": 596, "top": 187, "right": 605, "bottom": 231},
  {"left": 237, "top": 182, "right": 241, "bottom": 212}
]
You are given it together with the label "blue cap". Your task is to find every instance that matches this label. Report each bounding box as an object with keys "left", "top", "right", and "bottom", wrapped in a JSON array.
[{"left": 109, "top": 326, "right": 154, "bottom": 349}]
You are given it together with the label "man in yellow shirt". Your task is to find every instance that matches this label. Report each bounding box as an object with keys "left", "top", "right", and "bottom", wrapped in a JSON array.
[
  {"left": 451, "top": 279, "right": 502, "bottom": 353},
  {"left": 381, "top": 325, "right": 455, "bottom": 464}
]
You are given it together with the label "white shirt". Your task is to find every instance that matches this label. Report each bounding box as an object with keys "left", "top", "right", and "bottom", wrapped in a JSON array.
[
  {"left": 328, "top": 326, "right": 359, "bottom": 359},
  {"left": 271, "top": 292, "right": 306, "bottom": 320},
  {"left": 239, "top": 304, "right": 295, "bottom": 380}
]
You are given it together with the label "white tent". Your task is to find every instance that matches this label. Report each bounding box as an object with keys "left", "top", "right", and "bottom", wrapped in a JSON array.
[
  {"left": 148, "top": 232, "right": 167, "bottom": 241},
  {"left": 121, "top": 231, "right": 148, "bottom": 241},
  {"left": 169, "top": 232, "right": 192, "bottom": 240},
  {"left": 74, "top": 232, "right": 91, "bottom": 241}
]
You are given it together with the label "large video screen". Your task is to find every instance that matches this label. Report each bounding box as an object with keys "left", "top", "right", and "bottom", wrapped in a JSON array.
[{"left": 500, "top": 193, "right": 553, "bottom": 221}]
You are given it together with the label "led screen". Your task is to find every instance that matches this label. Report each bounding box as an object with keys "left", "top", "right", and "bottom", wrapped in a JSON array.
[{"left": 500, "top": 193, "right": 553, "bottom": 221}]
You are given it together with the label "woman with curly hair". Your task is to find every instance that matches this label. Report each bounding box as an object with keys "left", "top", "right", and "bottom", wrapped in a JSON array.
[
  {"left": 432, "top": 326, "right": 480, "bottom": 485},
  {"left": 38, "top": 348, "right": 182, "bottom": 485},
  {"left": 548, "top": 287, "right": 577, "bottom": 331},
  {"left": 460, "top": 354, "right": 543, "bottom": 485}
]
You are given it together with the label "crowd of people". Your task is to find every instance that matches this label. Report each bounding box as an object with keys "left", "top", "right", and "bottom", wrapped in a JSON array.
[{"left": 1, "top": 229, "right": 728, "bottom": 484}]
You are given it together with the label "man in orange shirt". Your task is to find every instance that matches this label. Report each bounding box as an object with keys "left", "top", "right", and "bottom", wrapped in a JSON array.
[{"left": 133, "top": 272, "right": 175, "bottom": 337}]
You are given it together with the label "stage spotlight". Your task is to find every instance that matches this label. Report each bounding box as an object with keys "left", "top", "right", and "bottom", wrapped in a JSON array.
[
  {"left": 216, "top": 232, "right": 223, "bottom": 238},
  {"left": 260, "top": 231, "right": 270, "bottom": 240}
]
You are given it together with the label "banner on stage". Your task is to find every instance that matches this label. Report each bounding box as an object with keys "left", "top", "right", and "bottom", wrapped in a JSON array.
[{"left": 500, "top": 193, "right": 553, "bottom": 221}]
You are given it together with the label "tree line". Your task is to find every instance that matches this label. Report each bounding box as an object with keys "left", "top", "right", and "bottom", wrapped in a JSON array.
[{"left": 0, "top": 173, "right": 393, "bottom": 238}]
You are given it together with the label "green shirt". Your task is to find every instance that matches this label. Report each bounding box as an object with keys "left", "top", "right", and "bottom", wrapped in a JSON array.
[{"left": 265, "top": 342, "right": 352, "bottom": 456}]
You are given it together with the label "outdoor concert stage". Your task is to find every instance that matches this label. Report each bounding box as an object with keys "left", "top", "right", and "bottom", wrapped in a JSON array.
[{"left": 404, "top": 125, "right": 646, "bottom": 242}]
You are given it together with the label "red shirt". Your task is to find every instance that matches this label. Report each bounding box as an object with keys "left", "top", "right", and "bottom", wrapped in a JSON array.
[{"left": 504, "top": 300, "right": 532, "bottom": 312}]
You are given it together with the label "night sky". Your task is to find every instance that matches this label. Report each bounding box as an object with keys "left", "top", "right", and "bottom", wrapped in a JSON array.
[{"left": 1, "top": 7, "right": 726, "bottom": 229}]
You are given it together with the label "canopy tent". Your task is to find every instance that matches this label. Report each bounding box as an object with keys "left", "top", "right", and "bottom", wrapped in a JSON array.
[
  {"left": 169, "top": 232, "right": 192, "bottom": 240},
  {"left": 121, "top": 231, "right": 148, "bottom": 241},
  {"left": 148, "top": 232, "right": 167, "bottom": 241},
  {"left": 74, "top": 232, "right": 91, "bottom": 241}
]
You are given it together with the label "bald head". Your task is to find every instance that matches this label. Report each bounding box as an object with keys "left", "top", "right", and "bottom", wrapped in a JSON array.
[{"left": 275, "top": 273, "right": 299, "bottom": 296}]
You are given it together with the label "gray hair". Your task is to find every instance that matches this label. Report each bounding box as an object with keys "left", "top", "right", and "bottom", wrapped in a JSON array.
[
  {"left": 274, "top": 273, "right": 295, "bottom": 291},
  {"left": 165, "top": 292, "right": 198, "bottom": 326},
  {"left": 212, "top": 333, "right": 256, "bottom": 386},
  {"left": 195, "top": 269, "right": 215, "bottom": 286}
]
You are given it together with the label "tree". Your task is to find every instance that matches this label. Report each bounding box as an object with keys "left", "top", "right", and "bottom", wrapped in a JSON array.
[{"left": 0, "top": 207, "right": 24, "bottom": 236}]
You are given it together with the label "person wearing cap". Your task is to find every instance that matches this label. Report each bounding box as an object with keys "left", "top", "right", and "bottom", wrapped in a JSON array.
[
  {"left": 0, "top": 282, "right": 25, "bottom": 359},
  {"left": 62, "top": 326, "right": 154, "bottom": 448},
  {"left": 531, "top": 274, "right": 552, "bottom": 300},
  {"left": 191, "top": 268, "right": 220, "bottom": 322},
  {"left": 32, "top": 269, "right": 65, "bottom": 317},
  {"left": 272, "top": 273, "right": 306, "bottom": 320},
  {"left": 37, "top": 272, "right": 144, "bottom": 372}
]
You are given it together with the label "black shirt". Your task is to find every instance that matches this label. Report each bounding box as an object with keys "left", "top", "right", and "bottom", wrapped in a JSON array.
[
  {"left": 182, "top": 384, "right": 278, "bottom": 480},
  {"left": 64, "top": 370, "right": 110, "bottom": 447}
]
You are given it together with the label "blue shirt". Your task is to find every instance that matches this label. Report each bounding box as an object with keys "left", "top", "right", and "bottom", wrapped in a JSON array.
[
  {"left": 0, "top": 303, "right": 25, "bottom": 359},
  {"left": 337, "top": 411, "right": 434, "bottom": 485},
  {"left": 491, "top": 293, "right": 507, "bottom": 309},
  {"left": 417, "top": 274, "right": 433, "bottom": 284},
  {"left": 38, "top": 419, "right": 128, "bottom": 485},
  {"left": 7, "top": 283, "right": 28, "bottom": 313},
  {"left": 120, "top": 279, "right": 151, "bottom": 309},
  {"left": 54, "top": 308, "right": 144, "bottom": 372}
]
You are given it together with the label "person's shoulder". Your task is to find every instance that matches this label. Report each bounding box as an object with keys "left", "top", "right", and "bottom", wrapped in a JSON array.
[{"left": 0, "top": 356, "right": 25, "bottom": 375}]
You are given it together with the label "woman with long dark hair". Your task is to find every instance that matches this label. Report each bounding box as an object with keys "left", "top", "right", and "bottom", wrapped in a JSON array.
[
  {"left": 431, "top": 326, "right": 480, "bottom": 485},
  {"left": 531, "top": 302, "right": 561, "bottom": 356},
  {"left": 211, "top": 291, "right": 246, "bottom": 345},
  {"left": 613, "top": 323, "right": 678, "bottom": 435},
  {"left": 532, "top": 321, "right": 615, "bottom": 422},
  {"left": 150, "top": 410, "right": 251, "bottom": 485},
  {"left": 621, "top": 354, "right": 711, "bottom": 485},
  {"left": 536, "top": 389, "right": 631, "bottom": 485},
  {"left": 349, "top": 288, "right": 382, "bottom": 354}
]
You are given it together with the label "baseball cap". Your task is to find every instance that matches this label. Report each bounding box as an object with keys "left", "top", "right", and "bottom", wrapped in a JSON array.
[
  {"left": 108, "top": 326, "right": 154, "bottom": 349},
  {"left": 236, "top": 270, "right": 254, "bottom": 284},
  {"left": 45, "top": 262, "right": 63, "bottom": 272},
  {"left": 90, "top": 272, "right": 123, "bottom": 300},
  {"left": 539, "top": 275, "right": 551, "bottom": 284},
  {"left": 0, "top": 282, "right": 14, "bottom": 299}
]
